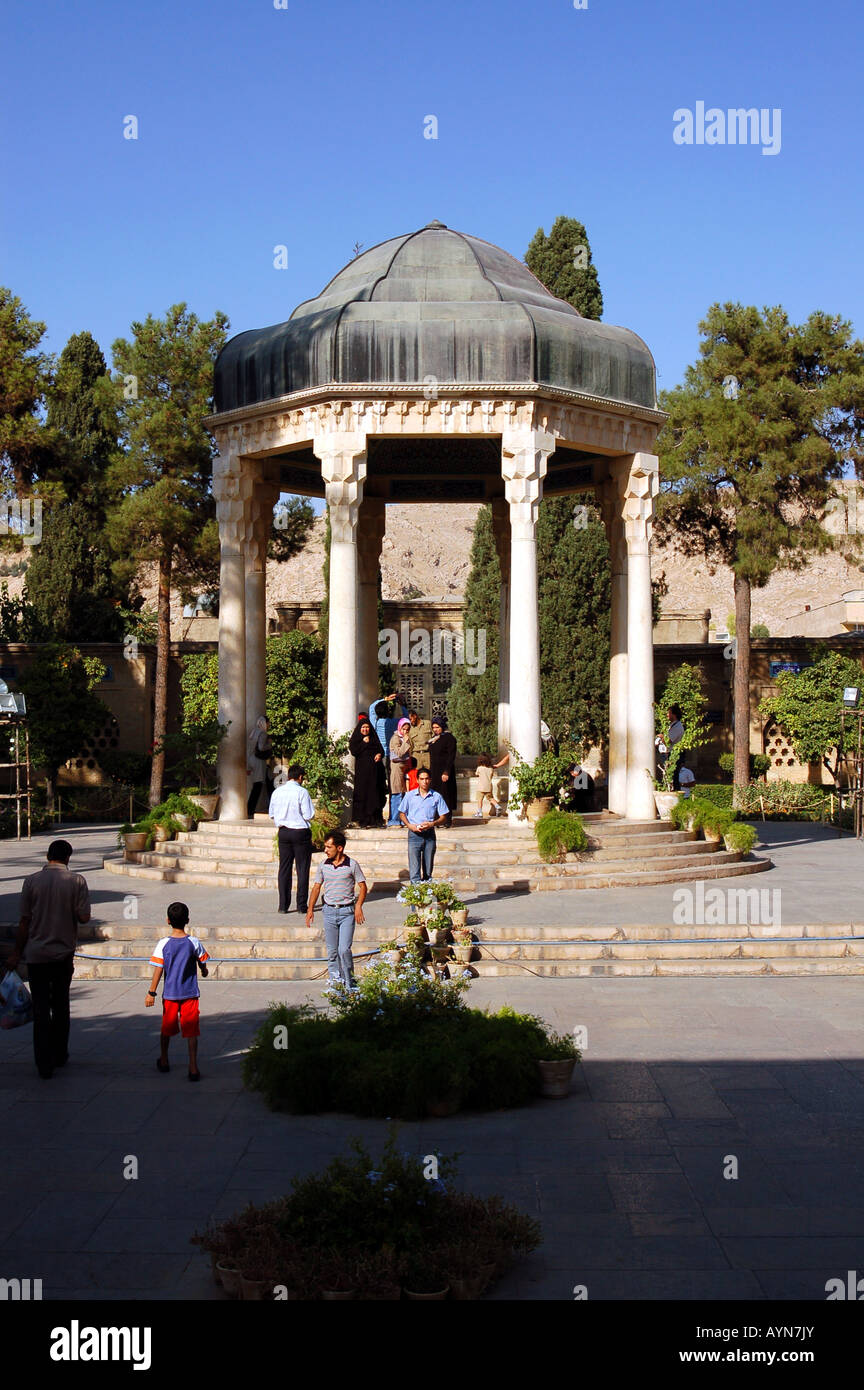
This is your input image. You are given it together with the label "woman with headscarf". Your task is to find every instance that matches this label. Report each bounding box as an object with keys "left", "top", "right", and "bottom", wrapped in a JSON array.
[
  {"left": 428, "top": 716, "right": 458, "bottom": 826},
  {"left": 247, "top": 715, "right": 274, "bottom": 818},
  {"left": 387, "top": 717, "right": 412, "bottom": 827},
  {"left": 349, "top": 718, "right": 387, "bottom": 828}
]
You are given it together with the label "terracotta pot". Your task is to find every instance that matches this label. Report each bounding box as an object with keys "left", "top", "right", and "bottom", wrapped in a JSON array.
[
  {"left": 240, "top": 1275, "right": 270, "bottom": 1300},
  {"left": 403, "top": 1285, "right": 450, "bottom": 1301},
  {"left": 193, "top": 793, "right": 220, "bottom": 820},
  {"left": 152, "top": 824, "right": 172, "bottom": 843},
  {"left": 383, "top": 949, "right": 403, "bottom": 966},
  {"left": 429, "top": 928, "right": 450, "bottom": 947},
  {"left": 455, "top": 944, "right": 474, "bottom": 964},
  {"left": 537, "top": 1058, "right": 576, "bottom": 1098},
  {"left": 321, "top": 1289, "right": 356, "bottom": 1300},
  {"left": 525, "top": 796, "right": 554, "bottom": 824},
  {"left": 702, "top": 827, "right": 723, "bottom": 845},
  {"left": 174, "top": 814, "right": 193, "bottom": 832},
  {"left": 450, "top": 909, "right": 468, "bottom": 929},
  {"left": 215, "top": 1262, "right": 242, "bottom": 1297},
  {"left": 123, "top": 832, "right": 147, "bottom": 855},
  {"left": 653, "top": 791, "right": 680, "bottom": 822}
]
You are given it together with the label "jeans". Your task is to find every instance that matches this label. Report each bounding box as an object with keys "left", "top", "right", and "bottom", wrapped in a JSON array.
[
  {"left": 323, "top": 903, "right": 356, "bottom": 985},
  {"left": 388, "top": 792, "right": 402, "bottom": 826},
  {"left": 408, "top": 829, "right": 436, "bottom": 883},
  {"left": 27, "top": 956, "right": 74, "bottom": 1074},
  {"left": 277, "top": 826, "right": 312, "bottom": 911}
]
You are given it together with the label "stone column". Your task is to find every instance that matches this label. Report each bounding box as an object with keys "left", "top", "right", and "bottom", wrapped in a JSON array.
[
  {"left": 490, "top": 497, "right": 511, "bottom": 752},
  {"left": 601, "top": 472, "right": 629, "bottom": 817},
  {"left": 213, "top": 449, "right": 253, "bottom": 822},
  {"left": 314, "top": 434, "right": 367, "bottom": 736},
  {"left": 501, "top": 430, "right": 554, "bottom": 821},
  {"left": 357, "top": 497, "right": 386, "bottom": 715},
  {"left": 622, "top": 452, "right": 660, "bottom": 820}
]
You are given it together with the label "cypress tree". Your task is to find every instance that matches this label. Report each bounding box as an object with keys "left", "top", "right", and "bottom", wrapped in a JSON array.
[
  {"left": 446, "top": 504, "right": 500, "bottom": 755},
  {"left": 524, "top": 216, "right": 603, "bottom": 319}
]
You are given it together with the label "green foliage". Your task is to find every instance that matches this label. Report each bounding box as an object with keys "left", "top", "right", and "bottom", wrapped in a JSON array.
[
  {"left": 691, "top": 784, "right": 734, "bottom": 809},
  {"left": 265, "top": 631, "right": 325, "bottom": 753},
  {"left": 157, "top": 722, "right": 226, "bottom": 792},
  {"left": 192, "top": 1135, "right": 541, "bottom": 1298},
  {"left": 269, "top": 495, "right": 315, "bottom": 562},
  {"left": 446, "top": 505, "right": 500, "bottom": 756},
  {"left": 524, "top": 215, "right": 604, "bottom": 319},
  {"left": 0, "top": 580, "right": 45, "bottom": 641},
  {"left": 655, "top": 663, "right": 710, "bottom": 788},
  {"left": 534, "top": 808, "right": 588, "bottom": 862},
  {"left": 734, "top": 779, "right": 833, "bottom": 820},
  {"left": 179, "top": 651, "right": 220, "bottom": 727},
  {"left": 760, "top": 651, "right": 864, "bottom": 782},
  {"left": 26, "top": 499, "right": 126, "bottom": 641},
  {"left": 99, "top": 749, "right": 151, "bottom": 787},
  {"left": 719, "top": 751, "right": 771, "bottom": 781},
  {"left": 289, "top": 727, "right": 349, "bottom": 816},
  {"left": 724, "top": 820, "right": 757, "bottom": 852},
  {"left": 0, "top": 287, "right": 54, "bottom": 495},
  {"left": 18, "top": 644, "right": 109, "bottom": 799},
  {"left": 537, "top": 497, "right": 611, "bottom": 749},
  {"left": 751, "top": 623, "right": 770, "bottom": 639},
  {"left": 244, "top": 966, "right": 580, "bottom": 1118},
  {"left": 507, "top": 746, "right": 580, "bottom": 812}
]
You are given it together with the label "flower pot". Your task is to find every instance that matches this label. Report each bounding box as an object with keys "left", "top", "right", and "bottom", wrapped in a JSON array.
[
  {"left": 524, "top": 796, "right": 554, "bottom": 824},
  {"left": 703, "top": 827, "right": 723, "bottom": 845},
  {"left": 152, "top": 824, "right": 172, "bottom": 843},
  {"left": 403, "top": 1284, "right": 450, "bottom": 1301},
  {"left": 174, "top": 814, "right": 193, "bottom": 832},
  {"left": 429, "top": 928, "right": 450, "bottom": 947},
  {"left": 450, "top": 908, "right": 468, "bottom": 929},
  {"left": 449, "top": 1273, "right": 486, "bottom": 1301},
  {"left": 122, "top": 832, "right": 148, "bottom": 855},
  {"left": 240, "top": 1275, "right": 270, "bottom": 1301},
  {"left": 383, "top": 949, "right": 403, "bottom": 966},
  {"left": 215, "top": 1261, "right": 242, "bottom": 1297},
  {"left": 193, "top": 793, "right": 220, "bottom": 821},
  {"left": 653, "top": 791, "right": 680, "bottom": 822},
  {"left": 455, "top": 944, "right": 474, "bottom": 964},
  {"left": 537, "top": 1058, "right": 576, "bottom": 1098},
  {"left": 321, "top": 1289, "right": 356, "bottom": 1301}
]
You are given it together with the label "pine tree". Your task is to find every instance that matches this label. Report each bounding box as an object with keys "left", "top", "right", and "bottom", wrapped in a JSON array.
[
  {"left": 655, "top": 303, "right": 864, "bottom": 797},
  {"left": 0, "top": 288, "right": 54, "bottom": 497},
  {"left": 45, "top": 331, "right": 117, "bottom": 506},
  {"left": 524, "top": 216, "right": 603, "bottom": 319},
  {"left": 537, "top": 496, "right": 611, "bottom": 748},
  {"left": 105, "top": 304, "right": 229, "bottom": 806},
  {"left": 446, "top": 505, "right": 500, "bottom": 755}
]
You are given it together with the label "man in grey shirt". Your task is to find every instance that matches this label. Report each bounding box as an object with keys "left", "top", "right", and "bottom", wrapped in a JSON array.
[
  {"left": 305, "top": 830, "right": 367, "bottom": 991},
  {"left": 7, "top": 839, "right": 91, "bottom": 1079}
]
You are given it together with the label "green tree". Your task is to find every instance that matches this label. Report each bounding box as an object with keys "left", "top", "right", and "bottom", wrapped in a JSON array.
[
  {"left": 44, "top": 331, "right": 118, "bottom": 506},
  {"left": 655, "top": 662, "right": 710, "bottom": 787},
  {"left": 524, "top": 216, "right": 603, "bottom": 319},
  {"left": 26, "top": 499, "right": 125, "bottom": 641},
  {"left": 446, "top": 505, "right": 500, "bottom": 755},
  {"left": 18, "top": 645, "right": 108, "bottom": 807},
  {"left": 759, "top": 650, "right": 864, "bottom": 785},
  {"left": 0, "top": 288, "right": 54, "bottom": 497},
  {"left": 105, "top": 304, "right": 228, "bottom": 806},
  {"left": 269, "top": 495, "right": 315, "bottom": 561},
  {"left": 655, "top": 303, "right": 864, "bottom": 799},
  {"left": 537, "top": 496, "right": 611, "bottom": 749}
]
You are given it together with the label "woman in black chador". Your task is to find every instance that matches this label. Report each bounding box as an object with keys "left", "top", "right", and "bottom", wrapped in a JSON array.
[
  {"left": 349, "top": 718, "right": 387, "bottom": 827},
  {"left": 428, "top": 716, "right": 457, "bottom": 826}
]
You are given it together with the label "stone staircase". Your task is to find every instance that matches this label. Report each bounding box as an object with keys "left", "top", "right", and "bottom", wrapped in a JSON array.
[
  {"left": 106, "top": 813, "right": 772, "bottom": 896},
  {"left": 70, "top": 918, "right": 864, "bottom": 981}
]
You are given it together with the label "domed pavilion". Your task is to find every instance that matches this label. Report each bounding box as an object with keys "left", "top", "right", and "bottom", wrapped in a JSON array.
[{"left": 209, "top": 222, "right": 665, "bottom": 822}]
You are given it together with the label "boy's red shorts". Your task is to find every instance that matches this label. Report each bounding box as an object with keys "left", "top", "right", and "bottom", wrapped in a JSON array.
[{"left": 161, "top": 997, "right": 200, "bottom": 1038}]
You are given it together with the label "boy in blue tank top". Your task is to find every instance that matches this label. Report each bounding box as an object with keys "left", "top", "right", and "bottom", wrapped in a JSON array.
[{"left": 146, "top": 902, "right": 209, "bottom": 1081}]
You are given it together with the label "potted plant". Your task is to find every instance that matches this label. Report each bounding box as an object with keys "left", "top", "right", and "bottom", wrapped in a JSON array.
[
  {"left": 449, "top": 899, "right": 468, "bottom": 929},
  {"left": 537, "top": 1029, "right": 580, "bottom": 1098},
  {"left": 379, "top": 938, "right": 404, "bottom": 966},
  {"left": 156, "top": 721, "right": 228, "bottom": 820},
  {"left": 723, "top": 820, "right": 757, "bottom": 854},
  {"left": 318, "top": 1251, "right": 358, "bottom": 1300},
  {"left": 118, "top": 822, "right": 148, "bottom": 855},
  {"left": 454, "top": 928, "right": 474, "bottom": 964},
  {"left": 440, "top": 1241, "right": 496, "bottom": 1300},
  {"left": 701, "top": 805, "right": 733, "bottom": 845},
  {"left": 426, "top": 909, "right": 452, "bottom": 946},
  {"left": 402, "top": 1258, "right": 450, "bottom": 1301}
]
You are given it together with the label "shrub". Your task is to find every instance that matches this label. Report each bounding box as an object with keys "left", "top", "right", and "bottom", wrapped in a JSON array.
[
  {"left": 192, "top": 1135, "right": 542, "bottom": 1299},
  {"left": 724, "top": 821, "right": 757, "bottom": 853},
  {"left": 718, "top": 752, "right": 771, "bottom": 782},
  {"left": 734, "top": 779, "right": 829, "bottom": 821},
  {"left": 534, "top": 808, "right": 588, "bottom": 861},
  {"left": 692, "top": 783, "right": 734, "bottom": 809},
  {"left": 243, "top": 964, "right": 581, "bottom": 1118}
]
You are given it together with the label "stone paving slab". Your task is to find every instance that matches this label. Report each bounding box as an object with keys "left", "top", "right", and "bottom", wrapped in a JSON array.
[{"left": 1, "top": 969, "right": 863, "bottom": 1301}]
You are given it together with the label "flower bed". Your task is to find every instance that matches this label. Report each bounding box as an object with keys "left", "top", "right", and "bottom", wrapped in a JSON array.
[
  {"left": 193, "top": 1136, "right": 541, "bottom": 1300},
  {"left": 243, "top": 956, "right": 580, "bottom": 1118}
]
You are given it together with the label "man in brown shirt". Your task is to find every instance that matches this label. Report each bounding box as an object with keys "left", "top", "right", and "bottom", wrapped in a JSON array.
[
  {"left": 406, "top": 710, "right": 432, "bottom": 771},
  {"left": 7, "top": 839, "right": 91, "bottom": 1079}
]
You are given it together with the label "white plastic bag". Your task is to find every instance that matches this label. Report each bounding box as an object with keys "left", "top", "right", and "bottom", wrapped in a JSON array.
[{"left": 0, "top": 969, "right": 33, "bottom": 1029}]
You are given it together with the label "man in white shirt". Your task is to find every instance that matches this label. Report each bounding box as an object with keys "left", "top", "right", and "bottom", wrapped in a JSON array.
[{"left": 268, "top": 763, "right": 315, "bottom": 914}]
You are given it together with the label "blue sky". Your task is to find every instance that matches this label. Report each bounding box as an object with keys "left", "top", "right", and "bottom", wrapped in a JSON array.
[{"left": 1, "top": 0, "right": 861, "bottom": 399}]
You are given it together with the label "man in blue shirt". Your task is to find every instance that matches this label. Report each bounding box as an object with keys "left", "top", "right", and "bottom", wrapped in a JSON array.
[
  {"left": 268, "top": 763, "right": 315, "bottom": 914},
  {"left": 399, "top": 768, "right": 449, "bottom": 883}
]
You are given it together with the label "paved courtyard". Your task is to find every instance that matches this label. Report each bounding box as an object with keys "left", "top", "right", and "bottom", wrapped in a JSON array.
[{"left": 2, "top": 823, "right": 864, "bottom": 1300}]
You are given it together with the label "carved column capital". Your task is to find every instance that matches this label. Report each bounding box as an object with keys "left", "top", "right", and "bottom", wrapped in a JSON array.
[
  {"left": 314, "top": 434, "right": 367, "bottom": 543},
  {"left": 213, "top": 452, "right": 256, "bottom": 554},
  {"left": 501, "top": 430, "right": 554, "bottom": 539},
  {"left": 606, "top": 452, "right": 659, "bottom": 558}
]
